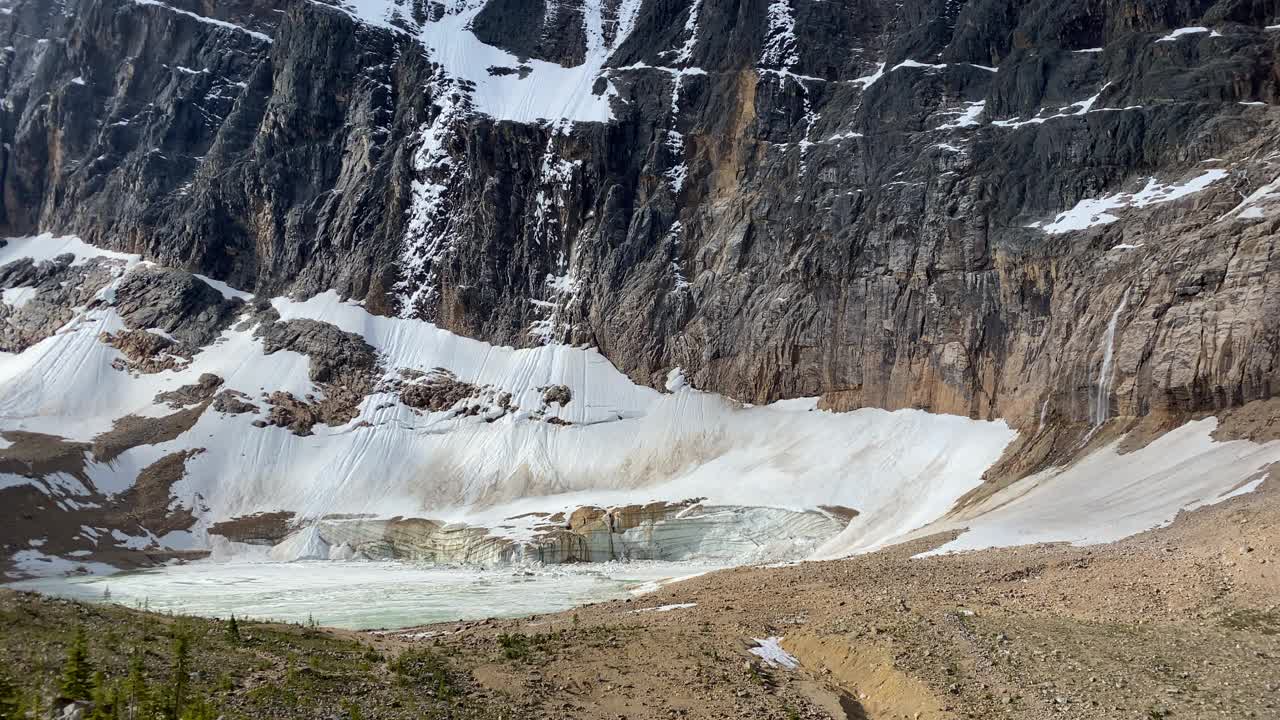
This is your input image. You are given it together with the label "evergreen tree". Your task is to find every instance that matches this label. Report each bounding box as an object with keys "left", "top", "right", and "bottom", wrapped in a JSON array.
[
  {"left": 177, "top": 695, "right": 215, "bottom": 720},
  {"left": 225, "top": 615, "right": 239, "bottom": 644},
  {"left": 125, "top": 649, "right": 150, "bottom": 720},
  {"left": 163, "top": 634, "right": 190, "bottom": 720},
  {"left": 0, "top": 671, "right": 21, "bottom": 720},
  {"left": 90, "top": 671, "right": 107, "bottom": 717},
  {"left": 60, "top": 627, "right": 94, "bottom": 702},
  {"left": 88, "top": 672, "right": 123, "bottom": 720}
]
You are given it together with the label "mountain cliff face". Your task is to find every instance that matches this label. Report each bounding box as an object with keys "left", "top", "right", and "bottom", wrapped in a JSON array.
[
  {"left": 5, "top": 0, "right": 1280, "bottom": 425},
  {"left": 2, "top": 0, "right": 1280, "bottom": 574}
]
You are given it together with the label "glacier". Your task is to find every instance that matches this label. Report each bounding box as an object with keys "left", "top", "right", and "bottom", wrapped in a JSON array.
[{"left": 3, "top": 233, "right": 1279, "bottom": 608}]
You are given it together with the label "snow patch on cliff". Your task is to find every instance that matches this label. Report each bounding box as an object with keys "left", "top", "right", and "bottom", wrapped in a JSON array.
[
  {"left": 131, "top": 0, "right": 273, "bottom": 44},
  {"left": 1156, "top": 27, "right": 1209, "bottom": 42},
  {"left": 328, "top": 0, "right": 641, "bottom": 123},
  {"left": 1219, "top": 172, "right": 1280, "bottom": 221},
  {"left": 760, "top": 0, "right": 799, "bottom": 69},
  {"left": 672, "top": 0, "right": 702, "bottom": 64},
  {"left": 939, "top": 101, "right": 985, "bottom": 129},
  {"left": 1034, "top": 170, "right": 1227, "bottom": 234},
  {"left": 912, "top": 419, "right": 1280, "bottom": 555}
]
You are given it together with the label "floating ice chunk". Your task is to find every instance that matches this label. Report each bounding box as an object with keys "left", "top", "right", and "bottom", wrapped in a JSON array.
[
  {"left": 5, "top": 549, "right": 115, "bottom": 579},
  {"left": 750, "top": 637, "right": 798, "bottom": 669}
]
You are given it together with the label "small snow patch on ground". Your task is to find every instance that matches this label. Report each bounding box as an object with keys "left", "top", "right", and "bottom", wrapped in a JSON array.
[
  {"left": 1219, "top": 171, "right": 1280, "bottom": 221},
  {"left": 0, "top": 233, "right": 140, "bottom": 268},
  {"left": 631, "top": 602, "right": 697, "bottom": 614},
  {"left": 750, "top": 637, "right": 798, "bottom": 669},
  {"left": 2, "top": 286, "right": 38, "bottom": 309}
]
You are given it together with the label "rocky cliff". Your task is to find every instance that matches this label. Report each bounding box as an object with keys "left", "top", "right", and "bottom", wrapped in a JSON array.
[
  {"left": 2, "top": 0, "right": 1280, "bottom": 574},
  {"left": 5, "top": 0, "right": 1280, "bottom": 428}
]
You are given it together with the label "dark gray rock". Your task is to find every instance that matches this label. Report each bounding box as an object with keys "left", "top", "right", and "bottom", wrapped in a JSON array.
[
  {"left": 0, "top": 256, "right": 119, "bottom": 351},
  {"left": 212, "top": 389, "right": 260, "bottom": 415},
  {"left": 255, "top": 318, "right": 378, "bottom": 383},
  {"left": 154, "top": 373, "right": 225, "bottom": 408},
  {"left": 112, "top": 267, "right": 243, "bottom": 347}
]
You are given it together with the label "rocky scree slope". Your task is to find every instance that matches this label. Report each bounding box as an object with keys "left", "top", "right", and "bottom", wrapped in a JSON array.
[{"left": 1, "top": 0, "right": 1280, "bottom": 569}]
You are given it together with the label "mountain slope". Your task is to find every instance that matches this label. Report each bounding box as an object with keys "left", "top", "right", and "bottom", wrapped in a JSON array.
[{"left": 1, "top": 0, "right": 1279, "bottom": 575}]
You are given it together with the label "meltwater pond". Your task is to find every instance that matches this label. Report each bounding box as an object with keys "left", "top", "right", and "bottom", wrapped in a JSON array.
[{"left": 13, "top": 559, "right": 725, "bottom": 630}]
